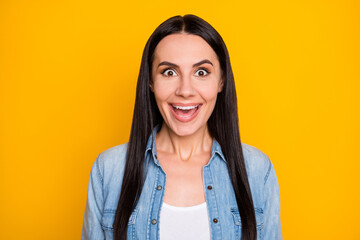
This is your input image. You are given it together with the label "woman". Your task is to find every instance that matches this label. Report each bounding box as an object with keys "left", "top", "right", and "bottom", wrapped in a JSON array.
[{"left": 82, "top": 15, "right": 281, "bottom": 240}]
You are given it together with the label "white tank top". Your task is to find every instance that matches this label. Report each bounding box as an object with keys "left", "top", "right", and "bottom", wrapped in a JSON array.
[{"left": 159, "top": 201, "right": 211, "bottom": 240}]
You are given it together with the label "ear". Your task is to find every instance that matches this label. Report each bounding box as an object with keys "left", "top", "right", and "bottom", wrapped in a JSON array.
[
  {"left": 149, "top": 78, "right": 154, "bottom": 92},
  {"left": 218, "top": 76, "right": 224, "bottom": 93}
]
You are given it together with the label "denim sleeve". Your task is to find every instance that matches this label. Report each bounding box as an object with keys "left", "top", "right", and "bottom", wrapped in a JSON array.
[
  {"left": 262, "top": 158, "right": 282, "bottom": 239},
  {"left": 81, "top": 155, "right": 105, "bottom": 240}
]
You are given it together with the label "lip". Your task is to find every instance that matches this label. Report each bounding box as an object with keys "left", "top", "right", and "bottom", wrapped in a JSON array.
[
  {"left": 170, "top": 103, "right": 201, "bottom": 106},
  {"left": 169, "top": 103, "right": 202, "bottom": 122}
]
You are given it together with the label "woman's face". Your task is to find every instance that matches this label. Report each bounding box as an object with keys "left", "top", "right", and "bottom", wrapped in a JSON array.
[{"left": 151, "top": 33, "right": 223, "bottom": 137}]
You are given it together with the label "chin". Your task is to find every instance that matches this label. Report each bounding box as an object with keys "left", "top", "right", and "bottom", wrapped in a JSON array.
[{"left": 168, "top": 122, "right": 206, "bottom": 137}]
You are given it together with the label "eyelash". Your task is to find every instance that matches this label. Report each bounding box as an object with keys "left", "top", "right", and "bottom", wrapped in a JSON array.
[
  {"left": 195, "top": 68, "right": 210, "bottom": 77},
  {"left": 160, "top": 67, "right": 211, "bottom": 77},
  {"left": 161, "top": 68, "right": 177, "bottom": 77}
]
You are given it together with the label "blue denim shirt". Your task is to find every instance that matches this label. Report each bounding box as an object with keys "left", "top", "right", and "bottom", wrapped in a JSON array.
[{"left": 81, "top": 127, "right": 282, "bottom": 240}]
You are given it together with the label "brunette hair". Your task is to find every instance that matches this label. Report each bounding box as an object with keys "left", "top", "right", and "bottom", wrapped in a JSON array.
[{"left": 114, "top": 14, "right": 256, "bottom": 240}]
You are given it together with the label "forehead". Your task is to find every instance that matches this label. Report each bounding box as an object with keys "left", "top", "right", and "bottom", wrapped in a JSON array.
[{"left": 153, "top": 33, "right": 218, "bottom": 64}]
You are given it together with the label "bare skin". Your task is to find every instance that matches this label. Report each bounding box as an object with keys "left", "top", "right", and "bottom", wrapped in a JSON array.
[
  {"left": 151, "top": 33, "right": 223, "bottom": 207},
  {"left": 156, "top": 122, "right": 212, "bottom": 207}
]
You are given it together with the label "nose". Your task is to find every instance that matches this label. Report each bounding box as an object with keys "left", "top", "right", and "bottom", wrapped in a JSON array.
[{"left": 175, "top": 74, "right": 196, "bottom": 98}]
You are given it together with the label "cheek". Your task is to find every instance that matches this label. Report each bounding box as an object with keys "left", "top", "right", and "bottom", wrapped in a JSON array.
[
  {"left": 153, "top": 82, "right": 174, "bottom": 103},
  {"left": 197, "top": 83, "right": 220, "bottom": 101}
]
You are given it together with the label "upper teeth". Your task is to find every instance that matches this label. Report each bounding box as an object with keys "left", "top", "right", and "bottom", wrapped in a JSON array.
[{"left": 173, "top": 104, "right": 199, "bottom": 110}]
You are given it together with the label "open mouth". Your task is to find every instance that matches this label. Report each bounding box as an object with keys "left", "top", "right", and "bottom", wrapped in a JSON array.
[{"left": 169, "top": 104, "right": 202, "bottom": 122}]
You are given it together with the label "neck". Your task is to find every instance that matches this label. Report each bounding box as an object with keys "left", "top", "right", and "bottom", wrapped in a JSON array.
[{"left": 156, "top": 124, "right": 212, "bottom": 162}]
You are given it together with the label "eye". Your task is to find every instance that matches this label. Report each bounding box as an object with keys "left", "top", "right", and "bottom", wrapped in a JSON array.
[
  {"left": 162, "top": 69, "right": 177, "bottom": 77},
  {"left": 195, "top": 68, "right": 209, "bottom": 77}
]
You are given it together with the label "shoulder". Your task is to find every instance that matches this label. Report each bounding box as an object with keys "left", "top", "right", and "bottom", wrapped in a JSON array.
[
  {"left": 94, "top": 142, "right": 129, "bottom": 178},
  {"left": 241, "top": 142, "right": 273, "bottom": 186},
  {"left": 241, "top": 143, "right": 282, "bottom": 236},
  {"left": 98, "top": 142, "right": 128, "bottom": 161},
  {"left": 85, "top": 143, "right": 130, "bottom": 214}
]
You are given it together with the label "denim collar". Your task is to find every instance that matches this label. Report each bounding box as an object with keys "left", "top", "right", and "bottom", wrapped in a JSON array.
[{"left": 145, "top": 125, "right": 226, "bottom": 166}]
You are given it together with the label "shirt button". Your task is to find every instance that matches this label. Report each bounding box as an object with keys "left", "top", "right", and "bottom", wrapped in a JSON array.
[
  {"left": 213, "top": 218, "right": 218, "bottom": 223},
  {"left": 154, "top": 154, "right": 158, "bottom": 159},
  {"left": 156, "top": 185, "right": 162, "bottom": 190},
  {"left": 207, "top": 185, "right": 212, "bottom": 190},
  {"left": 151, "top": 219, "right": 157, "bottom": 225}
]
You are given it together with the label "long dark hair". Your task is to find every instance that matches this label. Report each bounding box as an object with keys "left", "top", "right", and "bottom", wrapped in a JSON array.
[{"left": 113, "top": 14, "right": 256, "bottom": 240}]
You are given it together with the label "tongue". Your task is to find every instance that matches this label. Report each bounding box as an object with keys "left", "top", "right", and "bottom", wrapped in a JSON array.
[{"left": 173, "top": 107, "right": 197, "bottom": 116}]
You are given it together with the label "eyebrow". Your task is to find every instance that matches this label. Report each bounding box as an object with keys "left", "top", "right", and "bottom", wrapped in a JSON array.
[{"left": 157, "top": 59, "right": 213, "bottom": 68}]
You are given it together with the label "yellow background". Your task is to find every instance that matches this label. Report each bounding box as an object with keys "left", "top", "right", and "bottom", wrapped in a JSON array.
[{"left": 1, "top": 0, "right": 359, "bottom": 239}]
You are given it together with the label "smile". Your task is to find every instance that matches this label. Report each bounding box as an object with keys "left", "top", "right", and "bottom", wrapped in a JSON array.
[{"left": 169, "top": 103, "right": 202, "bottom": 122}]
